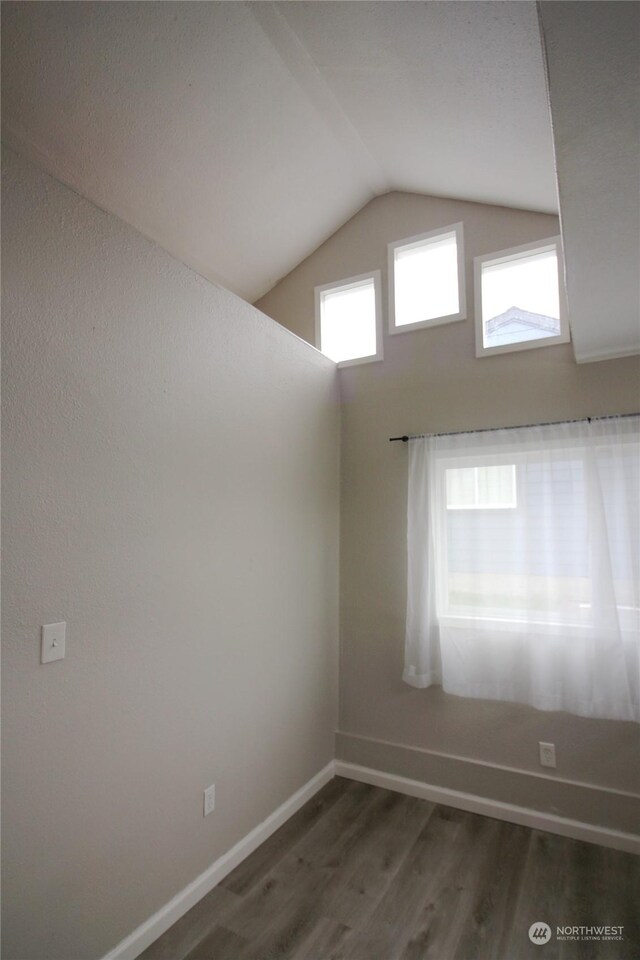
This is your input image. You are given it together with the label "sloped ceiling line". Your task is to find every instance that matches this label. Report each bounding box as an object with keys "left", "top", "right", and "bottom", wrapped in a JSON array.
[
  {"left": 3, "top": 1, "right": 637, "bottom": 362},
  {"left": 0, "top": 1, "right": 558, "bottom": 303},
  {"left": 248, "top": 1, "right": 389, "bottom": 198}
]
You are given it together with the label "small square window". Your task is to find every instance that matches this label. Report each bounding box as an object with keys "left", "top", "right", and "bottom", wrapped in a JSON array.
[
  {"left": 315, "top": 271, "right": 382, "bottom": 366},
  {"left": 475, "top": 237, "right": 570, "bottom": 356},
  {"left": 388, "top": 223, "right": 466, "bottom": 334}
]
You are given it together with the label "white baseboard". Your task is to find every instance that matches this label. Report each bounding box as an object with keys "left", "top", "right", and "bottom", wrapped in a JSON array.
[
  {"left": 102, "top": 761, "right": 336, "bottom": 960},
  {"left": 335, "top": 760, "right": 640, "bottom": 855},
  {"left": 102, "top": 753, "right": 637, "bottom": 959}
]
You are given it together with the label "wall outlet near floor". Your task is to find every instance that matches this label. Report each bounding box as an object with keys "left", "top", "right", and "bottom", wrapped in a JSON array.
[
  {"left": 203, "top": 784, "right": 216, "bottom": 816},
  {"left": 539, "top": 742, "right": 556, "bottom": 768}
]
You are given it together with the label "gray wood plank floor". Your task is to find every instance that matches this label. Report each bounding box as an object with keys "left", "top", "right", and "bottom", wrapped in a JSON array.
[{"left": 139, "top": 777, "right": 640, "bottom": 960}]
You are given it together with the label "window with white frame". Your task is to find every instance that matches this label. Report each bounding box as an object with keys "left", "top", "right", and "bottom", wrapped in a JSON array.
[
  {"left": 315, "top": 271, "right": 382, "bottom": 366},
  {"left": 388, "top": 223, "right": 465, "bottom": 334},
  {"left": 403, "top": 416, "right": 640, "bottom": 723},
  {"left": 475, "top": 237, "right": 570, "bottom": 356}
]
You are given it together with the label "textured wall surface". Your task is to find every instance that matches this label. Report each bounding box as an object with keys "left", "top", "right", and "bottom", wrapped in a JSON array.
[
  {"left": 257, "top": 191, "right": 640, "bottom": 819},
  {"left": 2, "top": 146, "right": 340, "bottom": 960}
]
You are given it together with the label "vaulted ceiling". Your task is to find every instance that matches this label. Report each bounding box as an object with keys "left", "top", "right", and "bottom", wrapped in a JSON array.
[{"left": 2, "top": 1, "right": 638, "bottom": 363}]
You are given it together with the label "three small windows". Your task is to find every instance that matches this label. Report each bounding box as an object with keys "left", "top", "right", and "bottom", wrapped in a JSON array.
[{"left": 315, "top": 227, "right": 568, "bottom": 366}]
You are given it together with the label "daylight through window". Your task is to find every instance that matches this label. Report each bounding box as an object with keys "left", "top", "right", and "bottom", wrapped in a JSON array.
[
  {"left": 475, "top": 238, "right": 569, "bottom": 356},
  {"left": 403, "top": 417, "right": 640, "bottom": 723},
  {"left": 389, "top": 224, "right": 465, "bottom": 333},
  {"left": 315, "top": 273, "right": 381, "bottom": 366}
]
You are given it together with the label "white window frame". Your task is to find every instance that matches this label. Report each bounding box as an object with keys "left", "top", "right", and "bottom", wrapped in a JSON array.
[
  {"left": 314, "top": 270, "right": 383, "bottom": 368},
  {"left": 474, "top": 236, "right": 570, "bottom": 358},
  {"left": 388, "top": 222, "right": 466, "bottom": 335}
]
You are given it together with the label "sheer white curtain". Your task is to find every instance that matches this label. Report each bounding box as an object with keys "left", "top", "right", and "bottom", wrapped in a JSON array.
[{"left": 404, "top": 416, "right": 640, "bottom": 722}]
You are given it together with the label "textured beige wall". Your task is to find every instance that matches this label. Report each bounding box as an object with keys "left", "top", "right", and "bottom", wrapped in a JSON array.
[
  {"left": 256, "top": 192, "right": 640, "bottom": 813},
  {"left": 1, "top": 146, "right": 340, "bottom": 960}
]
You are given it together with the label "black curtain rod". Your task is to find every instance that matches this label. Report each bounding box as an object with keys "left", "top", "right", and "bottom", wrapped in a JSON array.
[{"left": 389, "top": 412, "right": 640, "bottom": 443}]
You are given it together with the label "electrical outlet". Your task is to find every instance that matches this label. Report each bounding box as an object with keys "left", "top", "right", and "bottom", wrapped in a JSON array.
[
  {"left": 539, "top": 742, "right": 556, "bottom": 768},
  {"left": 203, "top": 784, "right": 216, "bottom": 816}
]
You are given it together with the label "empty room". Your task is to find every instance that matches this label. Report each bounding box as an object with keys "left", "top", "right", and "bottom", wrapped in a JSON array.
[{"left": 2, "top": 2, "right": 639, "bottom": 959}]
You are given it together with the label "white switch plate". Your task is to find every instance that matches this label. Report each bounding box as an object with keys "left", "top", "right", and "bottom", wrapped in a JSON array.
[
  {"left": 41, "top": 622, "right": 66, "bottom": 663},
  {"left": 539, "top": 741, "right": 556, "bottom": 768},
  {"left": 203, "top": 784, "right": 216, "bottom": 816}
]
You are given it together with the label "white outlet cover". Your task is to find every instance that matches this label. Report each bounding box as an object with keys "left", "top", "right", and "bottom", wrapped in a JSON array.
[
  {"left": 539, "top": 741, "right": 556, "bottom": 768},
  {"left": 41, "top": 622, "right": 66, "bottom": 663}
]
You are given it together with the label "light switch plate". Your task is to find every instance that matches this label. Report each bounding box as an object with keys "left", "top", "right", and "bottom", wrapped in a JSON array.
[{"left": 41, "top": 622, "right": 66, "bottom": 663}]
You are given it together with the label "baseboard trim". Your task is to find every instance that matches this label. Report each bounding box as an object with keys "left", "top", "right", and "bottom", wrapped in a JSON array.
[
  {"left": 335, "top": 760, "right": 640, "bottom": 855},
  {"left": 102, "top": 761, "right": 336, "bottom": 960},
  {"left": 102, "top": 752, "right": 638, "bottom": 959}
]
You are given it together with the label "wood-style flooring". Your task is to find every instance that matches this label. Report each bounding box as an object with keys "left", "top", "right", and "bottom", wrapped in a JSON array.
[{"left": 139, "top": 777, "right": 640, "bottom": 960}]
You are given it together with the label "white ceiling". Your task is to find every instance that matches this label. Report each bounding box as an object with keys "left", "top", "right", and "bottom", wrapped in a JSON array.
[
  {"left": 3, "top": 1, "right": 637, "bottom": 364},
  {"left": 1, "top": 1, "right": 557, "bottom": 303}
]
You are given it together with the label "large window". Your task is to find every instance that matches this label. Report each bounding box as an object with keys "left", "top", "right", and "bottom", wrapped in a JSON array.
[
  {"left": 315, "top": 272, "right": 382, "bottom": 366},
  {"left": 474, "top": 237, "right": 570, "bottom": 356},
  {"left": 388, "top": 223, "right": 465, "bottom": 334},
  {"left": 403, "top": 417, "right": 640, "bottom": 722}
]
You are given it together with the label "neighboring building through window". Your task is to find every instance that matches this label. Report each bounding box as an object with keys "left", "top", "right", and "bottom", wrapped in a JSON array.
[
  {"left": 388, "top": 223, "right": 466, "bottom": 334},
  {"left": 315, "top": 271, "right": 382, "bottom": 366},
  {"left": 475, "top": 237, "right": 570, "bottom": 356}
]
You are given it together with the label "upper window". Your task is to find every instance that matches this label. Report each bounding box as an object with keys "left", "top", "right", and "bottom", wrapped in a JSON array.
[
  {"left": 388, "top": 223, "right": 466, "bottom": 334},
  {"left": 315, "top": 271, "right": 382, "bottom": 367},
  {"left": 474, "top": 237, "right": 570, "bottom": 357}
]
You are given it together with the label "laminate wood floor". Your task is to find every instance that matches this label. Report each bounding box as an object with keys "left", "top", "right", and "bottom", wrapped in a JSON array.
[{"left": 139, "top": 777, "right": 640, "bottom": 960}]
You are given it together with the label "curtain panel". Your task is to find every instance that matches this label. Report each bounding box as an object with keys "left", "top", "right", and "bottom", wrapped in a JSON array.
[{"left": 404, "top": 416, "right": 640, "bottom": 722}]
